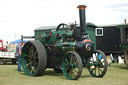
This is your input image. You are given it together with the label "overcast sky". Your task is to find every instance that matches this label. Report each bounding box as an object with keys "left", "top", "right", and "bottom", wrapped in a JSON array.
[{"left": 0, "top": 0, "right": 128, "bottom": 44}]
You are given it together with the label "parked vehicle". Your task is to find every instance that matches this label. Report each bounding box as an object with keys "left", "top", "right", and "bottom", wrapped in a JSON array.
[
  {"left": 21, "top": 5, "right": 108, "bottom": 80},
  {"left": 0, "top": 40, "right": 17, "bottom": 65}
]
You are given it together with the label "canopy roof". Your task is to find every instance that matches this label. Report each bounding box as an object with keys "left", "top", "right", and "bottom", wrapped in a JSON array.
[{"left": 10, "top": 39, "right": 26, "bottom": 44}]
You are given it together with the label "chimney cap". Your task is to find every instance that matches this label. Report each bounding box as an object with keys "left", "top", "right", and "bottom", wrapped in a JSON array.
[
  {"left": 124, "top": 19, "right": 126, "bottom": 24},
  {"left": 77, "top": 5, "right": 87, "bottom": 9}
]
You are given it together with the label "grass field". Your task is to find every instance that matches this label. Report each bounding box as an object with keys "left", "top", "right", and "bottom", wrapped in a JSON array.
[{"left": 0, "top": 63, "right": 128, "bottom": 85}]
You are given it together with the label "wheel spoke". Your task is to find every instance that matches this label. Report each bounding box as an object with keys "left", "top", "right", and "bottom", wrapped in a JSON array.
[
  {"left": 33, "top": 57, "right": 38, "bottom": 62},
  {"left": 65, "top": 58, "right": 69, "bottom": 64},
  {"left": 100, "top": 63, "right": 105, "bottom": 68},
  {"left": 90, "top": 67, "right": 96, "bottom": 75},
  {"left": 72, "top": 59, "right": 77, "bottom": 64},
  {"left": 30, "top": 66, "right": 34, "bottom": 73},
  {"left": 26, "top": 62, "right": 32, "bottom": 66},
  {"left": 98, "top": 67, "right": 100, "bottom": 76},
  {"left": 34, "top": 51, "right": 38, "bottom": 56},
  {"left": 68, "top": 55, "right": 72, "bottom": 63},
  {"left": 24, "top": 54, "right": 32, "bottom": 58},
  {"left": 26, "top": 45, "right": 31, "bottom": 50},
  {"left": 98, "top": 67, "right": 103, "bottom": 74},
  {"left": 65, "top": 66, "right": 70, "bottom": 71},
  {"left": 68, "top": 69, "right": 73, "bottom": 77},
  {"left": 30, "top": 45, "right": 34, "bottom": 55},
  {"left": 74, "top": 68, "right": 78, "bottom": 74},
  {"left": 94, "top": 66, "right": 96, "bottom": 75}
]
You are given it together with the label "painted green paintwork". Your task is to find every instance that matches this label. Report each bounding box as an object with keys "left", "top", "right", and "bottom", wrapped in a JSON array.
[
  {"left": 34, "top": 22, "right": 97, "bottom": 49},
  {"left": 55, "top": 41, "right": 76, "bottom": 55},
  {"left": 34, "top": 26, "right": 56, "bottom": 44},
  {"left": 121, "top": 44, "right": 128, "bottom": 53},
  {"left": 117, "top": 24, "right": 128, "bottom": 28},
  {"left": 86, "top": 23, "right": 97, "bottom": 50},
  {"left": 34, "top": 23, "right": 128, "bottom": 55},
  {"left": 67, "top": 31, "right": 73, "bottom": 38},
  {"left": 34, "top": 23, "right": 97, "bottom": 66}
]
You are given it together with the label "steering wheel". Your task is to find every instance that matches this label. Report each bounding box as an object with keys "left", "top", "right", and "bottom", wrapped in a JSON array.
[{"left": 56, "top": 23, "right": 69, "bottom": 31}]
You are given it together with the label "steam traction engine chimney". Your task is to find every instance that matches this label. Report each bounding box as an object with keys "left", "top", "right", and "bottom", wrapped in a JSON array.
[{"left": 77, "top": 5, "right": 87, "bottom": 37}]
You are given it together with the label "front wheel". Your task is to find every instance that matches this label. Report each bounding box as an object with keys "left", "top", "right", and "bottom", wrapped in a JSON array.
[
  {"left": 87, "top": 50, "right": 108, "bottom": 77},
  {"left": 62, "top": 51, "right": 83, "bottom": 80}
]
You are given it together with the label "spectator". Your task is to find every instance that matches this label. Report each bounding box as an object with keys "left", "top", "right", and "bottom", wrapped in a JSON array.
[
  {"left": 4, "top": 41, "right": 8, "bottom": 52},
  {"left": 16, "top": 41, "right": 23, "bottom": 72}
]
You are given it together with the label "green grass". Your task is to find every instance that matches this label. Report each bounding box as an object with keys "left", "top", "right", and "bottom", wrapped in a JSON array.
[{"left": 0, "top": 63, "right": 128, "bottom": 85}]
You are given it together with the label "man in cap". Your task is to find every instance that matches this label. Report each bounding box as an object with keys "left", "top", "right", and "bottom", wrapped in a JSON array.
[{"left": 16, "top": 41, "right": 23, "bottom": 72}]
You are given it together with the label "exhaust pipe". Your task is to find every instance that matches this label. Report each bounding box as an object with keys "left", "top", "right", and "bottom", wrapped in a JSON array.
[{"left": 77, "top": 5, "right": 87, "bottom": 36}]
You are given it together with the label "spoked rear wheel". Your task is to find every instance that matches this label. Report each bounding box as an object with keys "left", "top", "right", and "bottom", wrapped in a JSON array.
[
  {"left": 21, "top": 40, "right": 47, "bottom": 76},
  {"left": 62, "top": 51, "right": 83, "bottom": 80},
  {"left": 124, "top": 48, "right": 128, "bottom": 66},
  {"left": 87, "top": 50, "right": 108, "bottom": 77}
]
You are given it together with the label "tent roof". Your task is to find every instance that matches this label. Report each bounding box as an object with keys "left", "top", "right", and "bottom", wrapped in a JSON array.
[{"left": 10, "top": 39, "right": 26, "bottom": 44}]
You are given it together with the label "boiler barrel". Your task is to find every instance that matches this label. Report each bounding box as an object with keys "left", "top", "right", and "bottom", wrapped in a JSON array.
[{"left": 54, "top": 42, "right": 76, "bottom": 55}]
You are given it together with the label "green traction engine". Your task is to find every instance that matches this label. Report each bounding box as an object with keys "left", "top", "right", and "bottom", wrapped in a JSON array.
[{"left": 21, "top": 5, "right": 108, "bottom": 80}]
